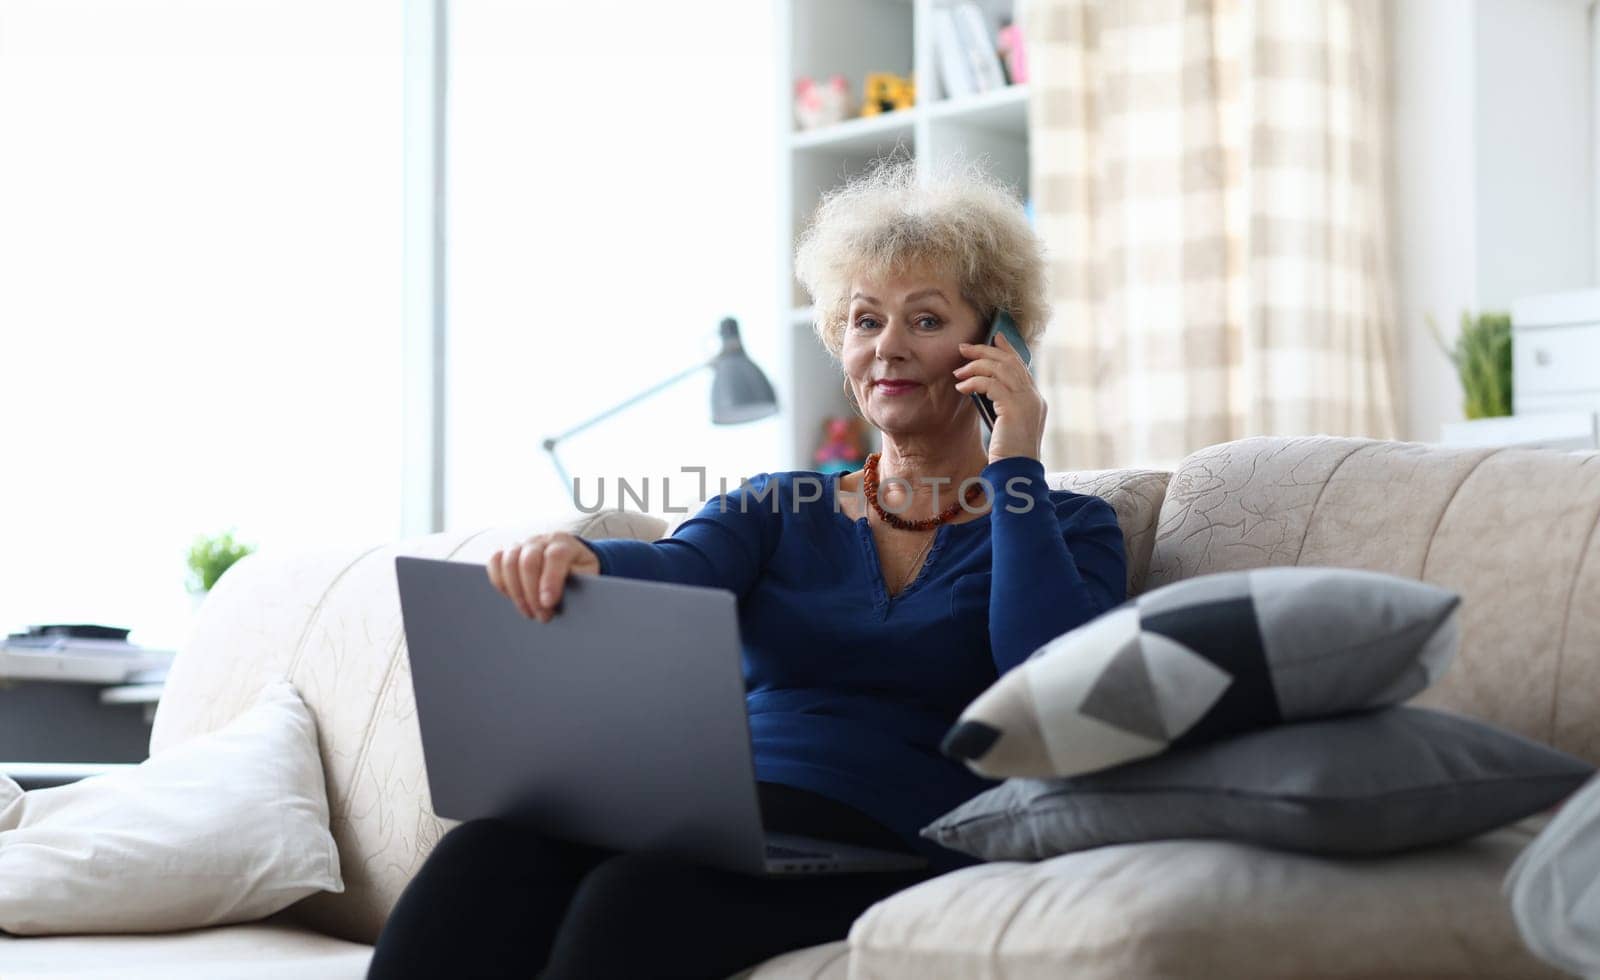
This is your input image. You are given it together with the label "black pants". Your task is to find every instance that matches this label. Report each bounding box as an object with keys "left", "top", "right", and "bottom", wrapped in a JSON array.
[{"left": 366, "top": 783, "right": 936, "bottom": 980}]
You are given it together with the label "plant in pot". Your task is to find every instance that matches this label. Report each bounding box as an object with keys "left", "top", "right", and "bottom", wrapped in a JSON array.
[
  {"left": 186, "top": 529, "right": 255, "bottom": 611},
  {"left": 1426, "top": 310, "right": 1513, "bottom": 419}
]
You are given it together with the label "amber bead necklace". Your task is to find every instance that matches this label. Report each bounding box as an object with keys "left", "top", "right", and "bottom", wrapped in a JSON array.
[{"left": 862, "top": 452, "right": 987, "bottom": 532}]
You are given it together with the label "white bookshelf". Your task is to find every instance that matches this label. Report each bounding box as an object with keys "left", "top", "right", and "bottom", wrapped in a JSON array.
[{"left": 774, "top": 0, "right": 1029, "bottom": 470}]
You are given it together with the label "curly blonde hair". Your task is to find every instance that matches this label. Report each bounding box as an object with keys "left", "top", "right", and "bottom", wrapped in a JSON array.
[{"left": 793, "top": 156, "right": 1050, "bottom": 360}]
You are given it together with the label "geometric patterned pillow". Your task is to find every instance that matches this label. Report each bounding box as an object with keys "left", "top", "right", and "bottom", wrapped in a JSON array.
[{"left": 941, "top": 567, "right": 1461, "bottom": 779}]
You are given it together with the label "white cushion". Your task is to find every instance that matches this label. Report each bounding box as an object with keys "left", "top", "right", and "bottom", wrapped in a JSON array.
[
  {"left": 1507, "top": 771, "right": 1600, "bottom": 975},
  {"left": 0, "top": 682, "right": 342, "bottom": 935},
  {"left": 0, "top": 920, "right": 371, "bottom": 979},
  {"left": 736, "top": 940, "right": 848, "bottom": 979}
]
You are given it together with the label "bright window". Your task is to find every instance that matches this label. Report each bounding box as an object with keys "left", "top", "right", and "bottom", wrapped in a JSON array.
[
  {"left": 444, "top": 1, "right": 781, "bottom": 529},
  {"left": 0, "top": 1, "right": 404, "bottom": 648}
]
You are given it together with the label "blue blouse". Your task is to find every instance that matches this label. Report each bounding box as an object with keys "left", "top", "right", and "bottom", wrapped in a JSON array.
[{"left": 580, "top": 455, "right": 1128, "bottom": 869}]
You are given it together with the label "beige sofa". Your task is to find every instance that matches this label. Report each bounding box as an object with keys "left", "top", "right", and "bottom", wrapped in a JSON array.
[{"left": 3, "top": 435, "right": 1595, "bottom": 979}]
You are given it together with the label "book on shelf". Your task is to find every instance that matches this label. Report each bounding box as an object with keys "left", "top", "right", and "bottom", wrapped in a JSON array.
[
  {"left": 952, "top": 3, "right": 1008, "bottom": 94},
  {"left": 933, "top": 8, "right": 978, "bottom": 100}
]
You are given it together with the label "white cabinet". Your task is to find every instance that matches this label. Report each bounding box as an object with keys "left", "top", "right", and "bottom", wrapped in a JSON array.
[
  {"left": 1439, "top": 289, "right": 1600, "bottom": 450},
  {"left": 1511, "top": 288, "right": 1600, "bottom": 414},
  {"left": 1513, "top": 323, "right": 1600, "bottom": 405},
  {"left": 1439, "top": 412, "right": 1599, "bottom": 451},
  {"left": 775, "top": 0, "right": 1026, "bottom": 469}
]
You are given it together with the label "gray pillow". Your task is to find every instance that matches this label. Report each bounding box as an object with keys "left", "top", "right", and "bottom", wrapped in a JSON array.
[
  {"left": 942, "top": 566, "right": 1461, "bottom": 779},
  {"left": 923, "top": 707, "right": 1595, "bottom": 859}
]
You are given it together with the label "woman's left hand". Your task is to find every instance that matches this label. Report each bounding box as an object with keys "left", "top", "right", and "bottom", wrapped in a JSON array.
[{"left": 953, "top": 331, "right": 1047, "bottom": 463}]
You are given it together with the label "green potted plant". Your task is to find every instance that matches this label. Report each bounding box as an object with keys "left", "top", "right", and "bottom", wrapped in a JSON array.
[
  {"left": 1426, "top": 310, "right": 1513, "bottom": 419},
  {"left": 186, "top": 529, "right": 255, "bottom": 609}
]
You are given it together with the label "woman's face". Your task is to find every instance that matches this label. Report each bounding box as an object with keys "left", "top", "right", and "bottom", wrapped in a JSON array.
[{"left": 842, "top": 265, "right": 987, "bottom": 438}]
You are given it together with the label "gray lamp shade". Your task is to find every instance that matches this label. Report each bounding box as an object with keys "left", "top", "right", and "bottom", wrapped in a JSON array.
[{"left": 710, "top": 317, "right": 779, "bottom": 424}]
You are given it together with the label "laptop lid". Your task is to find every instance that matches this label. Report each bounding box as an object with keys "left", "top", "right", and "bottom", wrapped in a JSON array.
[{"left": 394, "top": 556, "right": 771, "bottom": 873}]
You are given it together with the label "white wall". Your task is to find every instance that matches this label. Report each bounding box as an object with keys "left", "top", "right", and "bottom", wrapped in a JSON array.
[
  {"left": 1475, "top": 0, "right": 1593, "bottom": 305},
  {"left": 1390, "top": 0, "right": 1593, "bottom": 444},
  {"left": 1390, "top": 0, "right": 1476, "bottom": 444}
]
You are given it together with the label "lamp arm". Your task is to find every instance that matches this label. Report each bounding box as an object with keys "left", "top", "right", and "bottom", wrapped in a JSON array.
[
  {"left": 540, "top": 358, "right": 712, "bottom": 498},
  {"left": 543, "top": 358, "right": 710, "bottom": 447}
]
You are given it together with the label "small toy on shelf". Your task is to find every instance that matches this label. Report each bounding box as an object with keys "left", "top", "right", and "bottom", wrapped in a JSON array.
[
  {"left": 860, "top": 72, "right": 915, "bottom": 117},
  {"left": 813, "top": 416, "right": 868, "bottom": 474},
  {"left": 997, "top": 19, "right": 1028, "bottom": 85},
  {"left": 794, "top": 74, "right": 853, "bottom": 130}
]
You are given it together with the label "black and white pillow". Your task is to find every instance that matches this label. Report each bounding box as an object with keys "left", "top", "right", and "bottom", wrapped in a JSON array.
[{"left": 942, "top": 567, "right": 1460, "bottom": 779}]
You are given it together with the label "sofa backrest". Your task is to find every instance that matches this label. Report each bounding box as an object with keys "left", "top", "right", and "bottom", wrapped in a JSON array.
[
  {"left": 1045, "top": 466, "right": 1171, "bottom": 597},
  {"left": 145, "top": 435, "right": 1600, "bottom": 944},
  {"left": 1142, "top": 436, "right": 1600, "bottom": 764},
  {"left": 659, "top": 467, "right": 1173, "bottom": 599}
]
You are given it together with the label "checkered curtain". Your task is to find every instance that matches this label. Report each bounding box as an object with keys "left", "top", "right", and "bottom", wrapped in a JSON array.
[{"left": 1022, "top": 0, "right": 1400, "bottom": 471}]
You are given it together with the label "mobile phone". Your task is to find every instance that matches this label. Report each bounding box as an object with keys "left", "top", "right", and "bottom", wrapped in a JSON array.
[{"left": 972, "top": 309, "right": 1031, "bottom": 428}]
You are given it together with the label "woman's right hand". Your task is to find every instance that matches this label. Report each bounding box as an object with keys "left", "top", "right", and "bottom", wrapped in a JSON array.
[{"left": 487, "top": 532, "right": 601, "bottom": 622}]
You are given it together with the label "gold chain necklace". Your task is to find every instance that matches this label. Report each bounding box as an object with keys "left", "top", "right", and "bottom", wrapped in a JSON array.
[{"left": 893, "top": 528, "right": 938, "bottom": 595}]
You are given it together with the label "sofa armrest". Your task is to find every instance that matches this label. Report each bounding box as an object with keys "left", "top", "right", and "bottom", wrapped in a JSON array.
[{"left": 2, "top": 761, "right": 134, "bottom": 790}]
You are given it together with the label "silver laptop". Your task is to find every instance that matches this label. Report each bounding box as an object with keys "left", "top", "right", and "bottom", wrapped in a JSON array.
[{"left": 394, "top": 556, "right": 927, "bottom": 876}]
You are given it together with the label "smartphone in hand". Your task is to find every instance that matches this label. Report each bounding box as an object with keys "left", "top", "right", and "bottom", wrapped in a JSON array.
[{"left": 972, "top": 309, "right": 1032, "bottom": 428}]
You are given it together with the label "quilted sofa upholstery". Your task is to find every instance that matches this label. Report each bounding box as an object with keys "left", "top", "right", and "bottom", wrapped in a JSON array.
[{"left": 2, "top": 435, "right": 1594, "bottom": 979}]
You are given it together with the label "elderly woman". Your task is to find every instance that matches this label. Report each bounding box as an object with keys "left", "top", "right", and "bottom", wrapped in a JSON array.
[{"left": 367, "top": 161, "right": 1128, "bottom": 980}]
